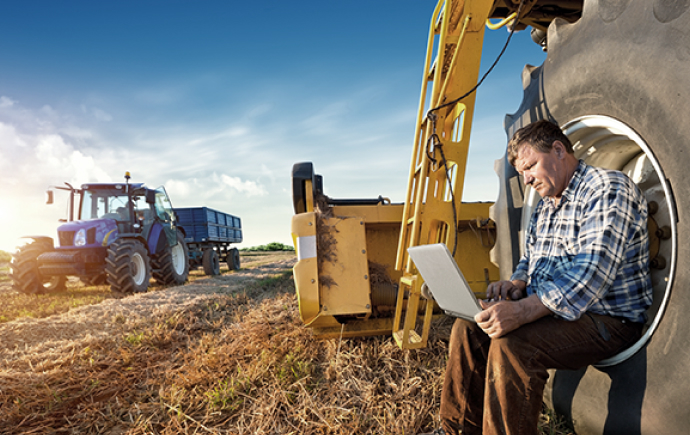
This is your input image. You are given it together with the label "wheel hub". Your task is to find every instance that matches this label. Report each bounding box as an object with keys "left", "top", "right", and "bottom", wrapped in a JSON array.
[
  {"left": 131, "top": 252, "right": 146, "bottom": 286},
  {"left": 171, "top": 243, "right": 185, "bottom": 275}
]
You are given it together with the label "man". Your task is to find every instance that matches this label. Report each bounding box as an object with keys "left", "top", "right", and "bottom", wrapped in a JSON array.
[{"left": 421, "top": 120, "right": 652, "bottom": 435}]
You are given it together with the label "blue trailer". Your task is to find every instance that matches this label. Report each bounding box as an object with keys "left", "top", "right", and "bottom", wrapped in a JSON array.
[{"left": 174, "top": 207, "right": 242, "bottom": 275}]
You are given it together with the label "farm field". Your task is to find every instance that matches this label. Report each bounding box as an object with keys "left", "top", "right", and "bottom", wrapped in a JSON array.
[{"left": 0, "top": 251, "right": 571, "bottom": 434}]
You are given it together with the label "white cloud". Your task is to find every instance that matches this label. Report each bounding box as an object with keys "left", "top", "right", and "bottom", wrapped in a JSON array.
[
  {"left": 0, "top": 96, "right": 16, "bottom": 108},
  {"left": 163, "top": 178, "right": 194, "bottom": 198},
  {"left": 0, "top": 122, "right": 26, "bottom": 148},
  {"left": 59, "top": 125, "right": 94, "bottom": 141},
  {"left": 39, "top": 104, "right": 57, "bottom": 117},
  {"left": 220, "top": 174, "right": 267, "bottom": 196},
  {"left": 0, "top": 101, "right": 117, "bottom": 250},
  {"left": 164, "top": 173, "right": 267, "bottom": 202}
]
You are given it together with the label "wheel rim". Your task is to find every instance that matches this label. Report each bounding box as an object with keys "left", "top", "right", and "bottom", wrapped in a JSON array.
[
  {"left": 42, "top": 276, "right": 62, "bottom": 290},
  {"left": 521, "top": 115, "right": 677, "bottom": 366},
  {"left": 131, "top": 252, "right": 147, "bottom": 286},
  {"left": 171, "top": 243, "right": 186, "bottom": 275}
]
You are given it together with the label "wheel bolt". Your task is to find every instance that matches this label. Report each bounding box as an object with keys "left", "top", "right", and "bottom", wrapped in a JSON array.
[
  {"left": 651, "top": 256, "right": 667, "bottom": 270},
  {"left": 648, "top": 201, "right": 659, "bottom": 215},
  {"left": 655, "top": 226, "right": 672, "bottom": 240}
]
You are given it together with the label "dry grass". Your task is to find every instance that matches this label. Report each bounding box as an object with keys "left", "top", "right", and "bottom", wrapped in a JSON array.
[
  {"left": 0, "top": 253, "right": 573, "bottom": 435},
  {"left": 0, "top": 263, "right": 11, "bottom": 283},
  {"left": 0, "top": 279, "right": 111, "bottom": 324},
  {"left": 0, "top": 252, "right": 273, "bottom": 324},
  {"left": 1, "top": 272, "right": 446, "bottom": 434}
]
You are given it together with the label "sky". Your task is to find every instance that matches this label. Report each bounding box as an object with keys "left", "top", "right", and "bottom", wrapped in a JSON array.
[{"left": 0, "top": 1, "right": 546, "bottom": 252}]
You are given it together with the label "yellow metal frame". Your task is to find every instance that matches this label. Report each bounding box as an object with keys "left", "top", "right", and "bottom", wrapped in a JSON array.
[
  {"left": 486, "top": 12, "right": 517, "bottom": 30},
  {"left": 393, "top": 0, "right": 499, "bottom": 349}
]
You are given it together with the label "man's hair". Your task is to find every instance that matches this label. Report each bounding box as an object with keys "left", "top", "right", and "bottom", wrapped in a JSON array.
[{"left": 507, "top": 120, "right": 574, "bottom": 166}]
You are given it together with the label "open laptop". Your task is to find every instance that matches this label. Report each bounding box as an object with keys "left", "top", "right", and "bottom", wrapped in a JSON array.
[{"left": 407, "top": 243, "right": 482, "bottom": 322}]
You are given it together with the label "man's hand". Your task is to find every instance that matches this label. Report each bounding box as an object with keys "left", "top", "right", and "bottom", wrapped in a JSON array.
[
  {"left": 474, "top": 294, "right": 551, "bottom": 339},
  {"left": 485, "top": 279, "right": 527, "bottom": 302}
]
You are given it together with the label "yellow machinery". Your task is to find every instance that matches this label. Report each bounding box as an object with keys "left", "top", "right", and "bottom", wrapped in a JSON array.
[
  {"left": 290, "top": 0, "right": 577, "bottom": 348},
  {"left": 291, "top": 0, "right": 498, "bottom": 348}
]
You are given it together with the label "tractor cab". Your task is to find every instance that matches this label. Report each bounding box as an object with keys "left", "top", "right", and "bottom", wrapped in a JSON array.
[
  {"left": 79, "top": 183, "right": 150, "bottom": 231},
  {"left": 75, "top": 183, "right": 179, "bottom": 246}
]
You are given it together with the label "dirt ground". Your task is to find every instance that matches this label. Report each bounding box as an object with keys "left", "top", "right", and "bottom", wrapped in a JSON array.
[{"left": 0, "top": 252, "right": 296, "bottom": 371}]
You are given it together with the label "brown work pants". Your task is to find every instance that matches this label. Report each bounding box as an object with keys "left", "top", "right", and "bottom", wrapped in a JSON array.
[{"left": 439, "top": 313, "right": 643, "bottom": 435}]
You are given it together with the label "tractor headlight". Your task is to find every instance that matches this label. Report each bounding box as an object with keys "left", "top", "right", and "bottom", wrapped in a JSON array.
[{"left": 75, "top": 228, "right": 87, "bottom": 247}]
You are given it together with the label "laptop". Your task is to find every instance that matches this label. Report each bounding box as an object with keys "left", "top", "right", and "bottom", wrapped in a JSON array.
[{"left": 407, "top": 243, "right": 482, "bottom": 322}]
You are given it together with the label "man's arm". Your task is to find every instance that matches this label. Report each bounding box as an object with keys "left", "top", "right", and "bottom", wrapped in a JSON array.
[{"left": 536, "top": 177, "right": 647, "bottom": 320}]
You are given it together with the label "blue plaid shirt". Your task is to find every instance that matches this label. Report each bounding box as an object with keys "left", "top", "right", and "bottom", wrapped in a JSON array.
[{"left": 511, "top": 161, "right": 652, "bottom": 323}]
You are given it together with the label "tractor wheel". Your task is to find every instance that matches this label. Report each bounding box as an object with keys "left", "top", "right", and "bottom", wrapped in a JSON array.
[
  {"left": 11, "top": 241, "right": 67, "bottom": 294},
  {"left": 151, "top": 231, "right": 189, "bottom": 285},
  {"left": 227, "top": 248, "right": 241, "bottom": 271},
  {"left": 494, "top": 2, "right": 690, "bottom": 433},
  {"left": 202, "top": 249, "right": 220, "bottom": 276},
  {"left": 105, "top": 239, "right": 151, "bottom": 293}
]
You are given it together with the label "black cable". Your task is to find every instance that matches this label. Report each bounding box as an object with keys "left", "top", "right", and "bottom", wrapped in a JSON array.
[{"left": 424, "top": 131, "right": 459, "bottom": 256}]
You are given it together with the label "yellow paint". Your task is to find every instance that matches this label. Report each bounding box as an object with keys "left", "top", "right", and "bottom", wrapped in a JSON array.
[
  {"left": 304, "top": 179, "right": 314, "bottom": 212},
  {"left": 291, "top": 212, "right": 320, "bottom": 324},
  {"left": 291, "top": 203, "right": 405, "bottom": 338},
  {"left": 102, "top": 229, "right": 117, "bottom": 246},
  {"left": 318, "top": 215, "right": 372, "bottom": 317},
  {"left": 486, "top": 12, "right": 517, "bottom": 30}
]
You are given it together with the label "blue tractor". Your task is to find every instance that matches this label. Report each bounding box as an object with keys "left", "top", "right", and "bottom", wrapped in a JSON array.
[{"left": 11, "top": 173, "right": 189, "bottom": 294}]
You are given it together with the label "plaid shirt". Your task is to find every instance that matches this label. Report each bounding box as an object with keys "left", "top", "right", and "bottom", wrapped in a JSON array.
[{"left": 511, "top": 161, "right": 652, "bottom": 323}]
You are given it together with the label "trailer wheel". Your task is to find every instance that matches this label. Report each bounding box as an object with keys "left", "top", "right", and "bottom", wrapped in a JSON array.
[
  {"left": 495, "top": 2, "right": 690, "bottom": 433},
  {"left": 105, "top": 239, "right": 151, "bottom": 293},
  {"left": 202, "top": 249, "right": 220, "bottom": 275},
  {"left": 11, "top": 241, "right": 67, "bottom": 294},
  {"left": 227, "top": 248, "right": 240, "bottom": 271},
  {"left": 151, "top": 231, "right": 189, "bottom": 285}
]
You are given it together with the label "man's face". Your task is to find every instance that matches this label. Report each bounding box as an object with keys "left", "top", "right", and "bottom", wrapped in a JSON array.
[{"left": 514, "top": 141, "right": 570, "bottom": 199}]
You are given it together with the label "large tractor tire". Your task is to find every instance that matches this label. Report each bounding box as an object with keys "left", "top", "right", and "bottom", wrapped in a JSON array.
[
  {"left": 105, "top": 239, "right": 151, "bottom": 294},
  {"left": 151, "top": 231, "right": 189, "bottom": 285},
  {"left": 11, "top": 241, "right": 67, "bottom": 294},
  {"left": 226, "top": 247, "right": 240, "bottom": 271},
  {"left": 202, "top": 249, "right": 220, "bottom": 276},
  {"left": 492, "top": 1, "right": 690, "bottom": 433}
]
